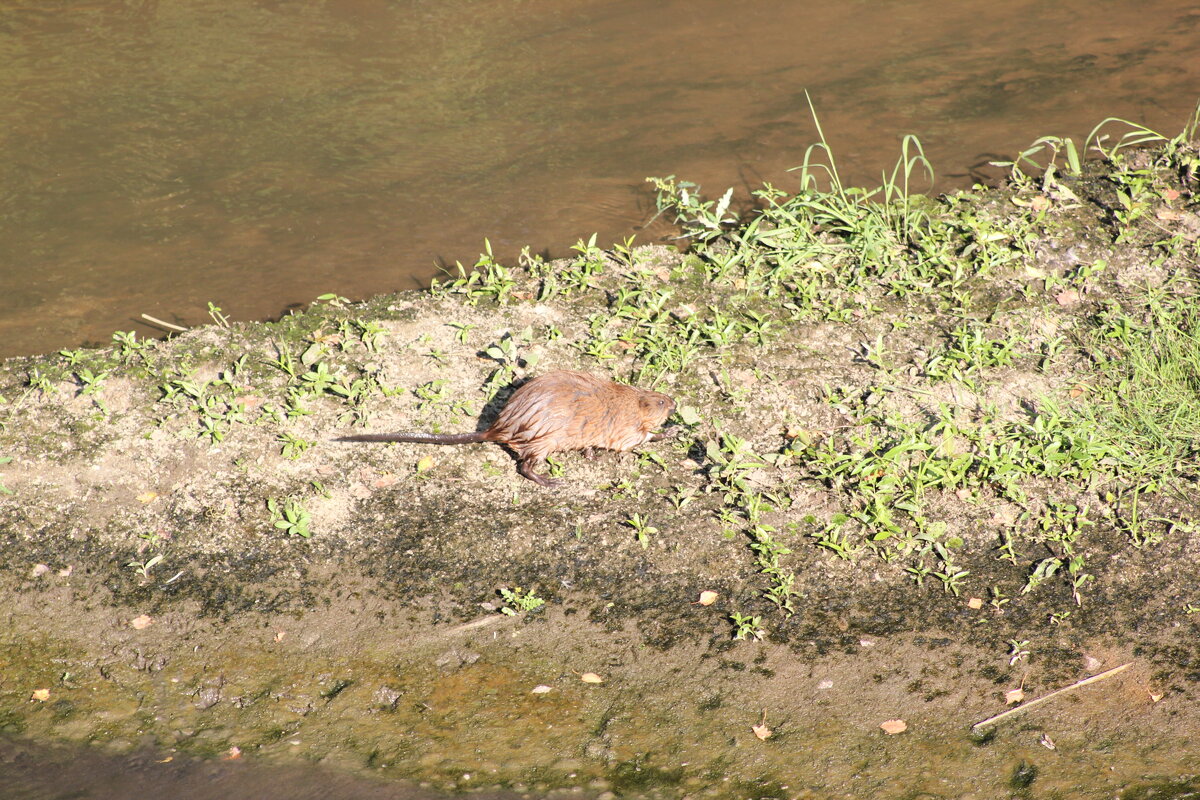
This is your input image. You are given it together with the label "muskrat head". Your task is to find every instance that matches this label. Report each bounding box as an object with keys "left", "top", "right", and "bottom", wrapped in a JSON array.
[{"left": 638, "top": 390, "right": 676, "bottom": 427}]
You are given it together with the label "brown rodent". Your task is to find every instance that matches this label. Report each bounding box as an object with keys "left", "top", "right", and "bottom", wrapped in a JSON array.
[{"left": 337, "top": 370, "right": 677, "bottom": 486}]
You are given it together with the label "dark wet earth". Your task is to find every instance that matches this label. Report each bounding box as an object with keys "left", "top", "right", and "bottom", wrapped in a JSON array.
[
  {"left": 1, "top": 0, "right": 1199, "bottom": 357},
  {"left": 0, "top": 737, "right": 524, "bottom": 800}
]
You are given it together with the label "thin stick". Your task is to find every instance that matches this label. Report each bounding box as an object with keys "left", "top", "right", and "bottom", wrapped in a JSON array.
[
  {"left": 140, "top": 314, "right": 188, "bottom": 333},
  {"left": 971, "top": 662, "right": 1133, "bottom": 733}
]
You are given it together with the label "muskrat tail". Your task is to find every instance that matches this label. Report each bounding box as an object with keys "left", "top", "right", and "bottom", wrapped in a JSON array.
[{"left": 336, "top": 432, "right": 489, "bottom": 444}]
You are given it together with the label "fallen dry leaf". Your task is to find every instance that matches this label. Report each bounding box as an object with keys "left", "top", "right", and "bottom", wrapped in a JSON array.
[
  {"left": 1156, "top": 208, "right": 1182, "bottom": 221},
  {"left": 880, "top": 719, "right": 907, "bottom": 735},
  {"left": 57, "top": 565, "right": 73, "bottom": 577},
  {"left": 371, "top": 474, "right": 398, "bottom": 489},
  {"left": 1055, "top": 289, "right": 1080, "bottom": 306},
  {"left": 224, "top": 746, "right": 242, "bottom": 760},
  {"left": 415, "top": 456, "right": 434, "bottom": 474},
  {"left": 274, "top": 631, "right": 287, "bottom": 643},
  {"left": 1162, "top": 188, "right": 1181, "bottom": 203},
  {"left": 990, "top": 506, "right": 1019, "bottom": 527},
  {"left": 696, "top": 590, "right": 719, "bottom": 606},
  {"left": 817, "top": 680, "right": 834, "bottom": 690},
  {"left": 579, "top": 672, "right": 603, "bottom": 684},
  {"left": 30, "top": 564, "right": 50, "bottom": 578},
  {"left": 1005, "top": 688, "right": 1026, "bottom": 705},
  {"left": 531, "top": 685, "right": 553, "bottom": 694},
  {"left": 859, "top": 639, "right": 875, "bottom": 648},
  {"left": 130, "top": 615, "right": 154, "bottom": 630},
  {"left": 752, "top": 709, "right": 772, "bottom": 740},
  {"left": 1150, "top": 691, "right": 1164, "bottom": 703},
  {"left": 1069, "top": 385, "right": 1086, "bottom": 399},
  {"left": 136, "top": 491, "right": 159, "bottom": 504},
  {"left": 30, "top": 689, "right": 50, "bottom": 702},
  {"left": 967, "top": 597, "right": 983, "bottom": 610},
  {"left": 1040, "top": 733, "right": 1056, "bottom": 750}
]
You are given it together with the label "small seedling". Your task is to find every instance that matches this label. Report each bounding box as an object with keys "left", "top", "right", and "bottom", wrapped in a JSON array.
[
  {"left": 730, "top": 612, "right": 765, "bottom": 641},
  {"left": 126, "top": 553, "right": 163, "bottom": 580},
  {"left": 207, "top": 302, "right": 230, "bottom": 327},
  {"left": 624, "top": 513, "right": 659, "bottom": 549},
  {"left": 268, "top": 498, "right": 312, "bottom": 538},
  {"left": 498, "top": 586, "right": 545, "bottom": 615}
]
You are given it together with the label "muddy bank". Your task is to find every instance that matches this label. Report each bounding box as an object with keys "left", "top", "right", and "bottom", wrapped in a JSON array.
[{"left": 4, "top": 123, "right": 1200, "bottom": 797}]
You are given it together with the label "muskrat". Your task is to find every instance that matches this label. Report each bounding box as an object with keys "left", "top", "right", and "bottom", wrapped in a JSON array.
[{"left": 337, "top": 370, "right": 677, "bottom": 486}]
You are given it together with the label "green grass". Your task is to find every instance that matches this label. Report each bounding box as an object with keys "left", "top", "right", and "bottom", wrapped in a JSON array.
[
  {"left": 1075, "top": 288, "right": 1200, "bottom": 485},
  {"left": 422, "top": 101, "right": 1200, "bottom": 627}
]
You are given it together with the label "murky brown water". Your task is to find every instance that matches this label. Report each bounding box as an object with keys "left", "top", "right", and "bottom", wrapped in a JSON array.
[
  {"left": 1, "top": 0, "right": 1198, "bottom": 358},
  {"left": 0, "top": 737, "right": 525, "bottom": 800}
]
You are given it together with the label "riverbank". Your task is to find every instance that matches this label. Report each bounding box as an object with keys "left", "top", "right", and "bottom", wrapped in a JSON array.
[{"left": 3, "top": 115, "right": 1200, "bottom": 798}]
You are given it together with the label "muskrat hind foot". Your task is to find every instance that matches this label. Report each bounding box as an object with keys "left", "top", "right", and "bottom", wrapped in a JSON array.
[{"left": 518, "top": 461, "right": 561, "bottom": 488}]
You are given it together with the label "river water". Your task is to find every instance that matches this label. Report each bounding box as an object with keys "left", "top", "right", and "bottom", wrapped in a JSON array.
[{"left": 1, "top": 0, "right": 1197, "bottom": 357}]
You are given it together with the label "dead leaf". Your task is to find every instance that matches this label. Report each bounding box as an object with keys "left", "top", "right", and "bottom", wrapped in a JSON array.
[
  {"left": 1005, "top": 688, "right": 1025, "bottom": 705},
  {"left": 1162, "top": 188, "right": 1181, "bottom": 203},
  {"left": 1055, "top": 289, "right": 1080, "bottom": 307},
  {"left": 531, "top": 685, "right": 553, "bottom": 694},
  {"left": 1040, "top": 733, "right": 1056, "bottom": 750},
  {"left": 752, "top": 709, "right": 772, "bottom": 740},
  {"left": 371, "top": 474, "right": 398, "bottom": 489},
  {"left": 1069, "top": 385, "right": 1086, "bottom": 399},
  {"left": 580, "top": 672, "right": 604, "bottom": 684},
  {"left": 30, "top": 689, "right": 50, "bottom": 702},
  {"left": 817, "top": 680, "right": 833, "bottom": 690},
  {"left": 274, "top": 631, "right": 287, "bottom": 643},
  {"left": 967, "top": 597, "right": 983, "bottom": 610},
  {"left": 1150, "top": 691, "right": 1164, "bottom": 703},
  {"left": 696, "top": 591, "right": 719, "bottom": 606},
  {"left": 415, "top": 456, "right": 434, "bottom": 474},
  {"left": 1157, "top": 208, "right": 1182, "bottom": 221},
  {"left": 156, "top": 756, "right": 174, "bottom": 764},
  {"left": 990, "top": 507, "right": 1018, "bottom": 527},
  {"left": 224, "top": 746, "right": 242, "bottom": 760},
  {"left": 57, "top": 565, "right": 73, "bottom": 577},
  {"left": 30, "top": 564, "right": 50, "bottom": 578},
  {"left": 955, "top": 488, "right": 972, "bottom": 501},
  {"left": 879, "top": 719, "right": 907, "bottom": 735},
  {"left": 136, "top": 491, "right": 158, "bottom": 504},
  {"left": 859, "top": 639, "right": 875, "bottom": 648},
  {"left": 130, "top": 615, "right": 154, "bottom": 630}
]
